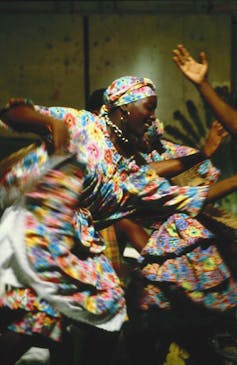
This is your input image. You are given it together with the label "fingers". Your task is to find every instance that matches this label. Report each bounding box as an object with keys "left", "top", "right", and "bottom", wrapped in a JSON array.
[
  {"left": 173, "top": 44, "right": 208, "bottom": 67},
  {"left": 211, "top": 120, "right": 222, "bottom": 132},
  {"left": 178, "top": 44, "right": 190, "bottom": 58},
  {"left": 172, "top": 44, "right": 191, "bottom": 65},
  {"left": 55, "top": 146, "right": 70, "bottom": 156},
  {"left": 172, "top": 55, "right": 181, "bottom": 67},
  {"left": 199, "top": 51, "right": 208, "bottom": 66},
  {"left": 211, "top": 120, "right": 229, "bottom": 138},
  {"left": 54, "top": 143, "right": 69, "bottom": 156},
  {"left": 173, "top": 44, "right": 187, "bottom": 57},
  {"left": 49, "top": 118, "right": 70, "bottom": 154},
  {"left": 54, "top": 134, "right": 70, "bottom": 153}
]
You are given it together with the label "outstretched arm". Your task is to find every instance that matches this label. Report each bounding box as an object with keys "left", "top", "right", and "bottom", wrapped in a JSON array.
[
  {"left": 173, "top": 44, "right": 237, "bottom": 136},
  {"left": 1, "top": 103, "right": 69, "bottom": 153},
  {"left": 206, "top": 173, "right": 237, "bottom": 204},
  {"left": 150, "top": 120, "right": 227, "bottom": 178},
  {"left": 115, "top": 218, "right": 149, "bottom": 253},
  {"left": 150, "top": 152, "right": 206, "bottom": 178},
  {"left": 202, "top": 119, "right": 228, "bottom": 157}
]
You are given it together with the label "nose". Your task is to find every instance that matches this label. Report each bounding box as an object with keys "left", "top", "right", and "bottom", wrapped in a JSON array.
[
  {"left": 147, "top": 112, "right": 156, "bottom": 125},
  {"left": 150, "top": 110, "right": 156, "bottom": 120}
]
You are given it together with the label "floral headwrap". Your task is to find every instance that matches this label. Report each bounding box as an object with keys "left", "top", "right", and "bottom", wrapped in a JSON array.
[
  {"left": 103, "top": 76, "right": 156, "bottom": 110},
  {"left": 101, "top": 76, "right": 163, "bottom": 137}
]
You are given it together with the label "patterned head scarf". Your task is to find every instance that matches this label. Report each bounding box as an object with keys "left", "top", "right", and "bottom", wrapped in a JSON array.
[{"left": 103, "top": 76, "right": 156, "bottom": 110}]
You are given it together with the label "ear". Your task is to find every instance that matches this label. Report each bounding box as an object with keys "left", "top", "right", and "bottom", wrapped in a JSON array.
[
  {"left": 119, "top": 105, "right": 129, "bottom": 115},
  {"left": 119, "top": 104, "right": 128, "bottom": 112}
]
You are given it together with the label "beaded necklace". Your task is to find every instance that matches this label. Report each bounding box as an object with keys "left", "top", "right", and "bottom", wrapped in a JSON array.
[{"left": 104, "top": 114, "right": 129, "bottom": 144}]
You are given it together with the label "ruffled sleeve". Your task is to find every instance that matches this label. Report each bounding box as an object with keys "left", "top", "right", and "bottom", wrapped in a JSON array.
[{"left": 122, "top": 163, "right": 209, "bottom": 218}]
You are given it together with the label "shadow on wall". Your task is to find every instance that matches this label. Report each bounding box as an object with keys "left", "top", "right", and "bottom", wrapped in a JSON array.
[{"left": 164, "top": 86, "right": 237, "bottom": 217}]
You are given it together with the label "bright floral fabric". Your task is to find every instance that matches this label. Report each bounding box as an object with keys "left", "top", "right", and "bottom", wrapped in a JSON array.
[
  {"left": 103, "top": 75, "right": 156, "bottom": 109},
  {"left": 0, "top": 99, "right": 236, "bottom": 342}
]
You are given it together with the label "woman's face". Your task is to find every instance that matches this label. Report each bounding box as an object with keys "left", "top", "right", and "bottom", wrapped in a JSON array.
[{"left": 126, "top": 95, "right": 157, "bottom": 139}]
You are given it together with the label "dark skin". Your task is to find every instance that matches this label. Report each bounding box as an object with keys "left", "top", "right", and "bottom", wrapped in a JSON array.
[
  {"left": 2, "top": 94, "right": 234, "bottom": 365},
  {"left": 2, "top": 102, "right": 237, "bottom": 252},
  {"left": 115, "top": 218, "right": 149, "bottom": 253},
  {"left": 1, "top": 103, "right": 69, "bottom": 153},
  {"left": 106, "top": 95, "right": 235, "bottom": 252},
  {"left": 107, "top": 96, "right": 157, "bottom": 157},
  {"left": 107, "top": 95, "right": 228, "bottom": 176},
  {"left": 173, "top": 44, "right": 237, "bottom": 136},
  {"left": 123, "top": 96, "right": 157, "bottom": 139},
  {"left": 2, "top": 101, "right": 237, "bottom": 365},
  {"left": 2, "top": 101, "right": 235, "bottom": 202}
]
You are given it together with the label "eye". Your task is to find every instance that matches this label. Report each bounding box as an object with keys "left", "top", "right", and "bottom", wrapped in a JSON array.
[
  {"left": 144, "top": 100, "right": 156, "bottom": 112},
  {"left": 146, "top": 105, "right": 155, "bottom": 112}
]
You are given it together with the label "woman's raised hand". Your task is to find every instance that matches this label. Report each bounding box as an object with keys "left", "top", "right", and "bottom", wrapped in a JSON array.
[
  {"left": 173, "top": 44, "right": 208, "bottom": 85},
  {"left": 202, "top": 120, "right": 229, "bottom": 158}
]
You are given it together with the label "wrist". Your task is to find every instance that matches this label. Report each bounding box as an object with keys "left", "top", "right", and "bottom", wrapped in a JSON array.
[
  {"left": 197, "top": 77, "right": 209, "bottom": 91},
  {"left": 200, "top": 147, "right": 210, "bottom": 159}
]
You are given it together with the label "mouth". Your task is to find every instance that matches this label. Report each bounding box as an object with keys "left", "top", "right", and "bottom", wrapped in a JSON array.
[
  {"left": 144, "top": 117, "right": 154, "bottom": 128},
  {"left": 144, "top": 122, "right": 150, "bottom": 129},
  {"left": 143, "top": 120, "right": 152, "bottom": 134}
]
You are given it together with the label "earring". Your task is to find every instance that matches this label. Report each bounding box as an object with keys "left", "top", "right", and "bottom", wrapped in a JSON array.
[
  {"left": 120, "top": 110, "right": 130, "bottom": 123},
  {"left": 123, "top": 110, "right": 130, "bottom": 117}
]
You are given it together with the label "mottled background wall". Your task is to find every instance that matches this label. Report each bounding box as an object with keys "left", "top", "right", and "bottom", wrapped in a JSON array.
[
  {"left": 89, "top": 14, "right": 230, "bottom": 125},
  {"left": 0, "top": 13, "right": 84, "bottom": 108},
  {"left": 1, "top": 3, "right": 237, "bottom": 364},
  {"left": 0, "top": 0, "right": 237, "bottom": 214},
  {"left": 0, "top": 4, "right": 232, "bottom": 125}
]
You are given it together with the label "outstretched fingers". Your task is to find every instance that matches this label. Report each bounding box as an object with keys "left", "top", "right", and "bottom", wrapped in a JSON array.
[
  {"left": 203, "top": 120, "right": 229, "bottom": 158},
  {"left": 173, "top": 44, "right": 191, "bottom": 65},
  {"left": 172, "top": 44, "right": 208, "bottom": 84},
  {"left": 199, "top": 51, "right": 208, "bottom": 67}
]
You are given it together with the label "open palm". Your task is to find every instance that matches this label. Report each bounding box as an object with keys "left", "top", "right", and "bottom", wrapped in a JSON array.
[{"left": 173, "top": 44, "right": 208, "bottom": 84}]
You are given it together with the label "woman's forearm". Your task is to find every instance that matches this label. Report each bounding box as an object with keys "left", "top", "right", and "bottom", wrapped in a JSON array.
[
  {"left": 198, "top": 79, "right": 237, "bottom": 135},
  {"left": 205, "top": 174, "right": 237, "bottom": 204},
  {"left": 1, "top": 104, "right": 70, "bottom": 152},
  {"left": 1, "top": 104, "right": 51, "bottom": 134},
  {"left": 150, "top": 152, "right": 206, "bottom": 178}
]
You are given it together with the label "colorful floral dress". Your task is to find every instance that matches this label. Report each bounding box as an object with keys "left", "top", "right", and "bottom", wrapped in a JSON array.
[
  {"left": 0, "top": 100, "right": 236, "bottom": 342},
  {"left": 133, "top": 135, "right": 237, "bottom": 314}
]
